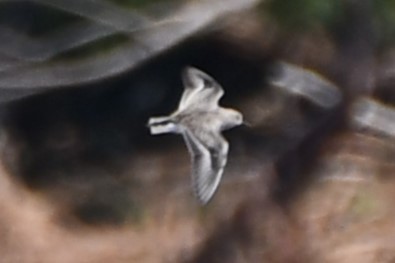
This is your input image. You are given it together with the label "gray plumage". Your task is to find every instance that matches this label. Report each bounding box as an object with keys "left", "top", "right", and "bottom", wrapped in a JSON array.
[{"left": 148, "top": 67, "right": 243, "bottom": 204}]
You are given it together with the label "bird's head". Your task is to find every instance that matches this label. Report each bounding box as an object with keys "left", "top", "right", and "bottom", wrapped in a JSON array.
[{"left": 220, "top": 108, "right": 243, "bottom": 130}]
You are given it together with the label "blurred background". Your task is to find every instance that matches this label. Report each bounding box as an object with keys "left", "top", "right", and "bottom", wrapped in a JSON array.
[{"left": 0, "top": 0, "right": 395, "bottom": 262}]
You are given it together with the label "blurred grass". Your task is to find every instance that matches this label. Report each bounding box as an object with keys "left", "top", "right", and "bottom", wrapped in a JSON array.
[
  {"left": 262, "top": 0, "right": 344, "bottom": 31},
  {"left": 261, "top": 0, "right": 395, "bottom": 48},
  {"left": 112, "top": 0, "right": 175, "bottom": 9},
  {"left": 373, "top": 0, "right": 395, "bottom": 47},
  {"left": 0, "top": 2, "right": 83, "bottom": 36},
  {"left": 54, "top": 34, "right": 132, "bottom": 61}
]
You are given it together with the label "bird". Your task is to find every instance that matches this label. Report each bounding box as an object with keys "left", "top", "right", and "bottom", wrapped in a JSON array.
[{"left": 147, "top": 67, "right": 244, "bottom": 204}]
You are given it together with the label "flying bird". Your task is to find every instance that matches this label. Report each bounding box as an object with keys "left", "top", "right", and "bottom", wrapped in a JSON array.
[{"left": 148, "top": 67, "right": 243, "bottom": 204}]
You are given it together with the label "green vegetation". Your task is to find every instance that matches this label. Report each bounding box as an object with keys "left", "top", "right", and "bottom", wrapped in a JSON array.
[{"left": 263, "top": 0, "right": 344, "bottom": 31}]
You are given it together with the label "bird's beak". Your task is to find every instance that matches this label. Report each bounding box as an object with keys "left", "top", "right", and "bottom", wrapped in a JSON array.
[{"left": 242, "top": 120, "right": 252, "bottom": 127}]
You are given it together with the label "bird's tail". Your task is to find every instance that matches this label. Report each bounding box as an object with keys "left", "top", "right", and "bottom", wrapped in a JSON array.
[{"left": 147, "top": 116, "right": 178, "bottom": 135}]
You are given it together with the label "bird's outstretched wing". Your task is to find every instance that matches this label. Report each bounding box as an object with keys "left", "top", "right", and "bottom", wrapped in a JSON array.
[
  {"left": 181, "top": 128, "right": 229, "bottom": 204},
  {"left": 178, "top": 67, "right": 224, "bottom": 111}
]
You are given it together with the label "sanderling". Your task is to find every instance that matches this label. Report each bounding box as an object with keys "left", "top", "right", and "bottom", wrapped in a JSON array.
[{"left": 147, "top": 67, "right": 243, "bottom": 204}]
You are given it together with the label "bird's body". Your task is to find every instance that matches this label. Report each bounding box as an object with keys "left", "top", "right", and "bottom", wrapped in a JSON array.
[{"left": 148, "top": 67, "right": 243, "bottom": 204}]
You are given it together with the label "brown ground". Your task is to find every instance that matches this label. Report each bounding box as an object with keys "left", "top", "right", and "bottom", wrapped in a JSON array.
[{"left": 1, "top": 129, "right": 395, "bottom": 263}]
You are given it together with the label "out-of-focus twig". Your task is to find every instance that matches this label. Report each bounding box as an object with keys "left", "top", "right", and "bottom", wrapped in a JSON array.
[
  {"left": 269, "top": 62, "right": 342, "bottom": 108},
  {"left": 3, "top": 0, "right": 149, "bottom": 32},
  {"left": 0, "top": 24, "right": 116, "bottom": 63},
  {"left": 0, "top": 0, "right": 260, "bottom": 101},
  {"left": 351, "top": 97, "right": 395, "bottom": 138}
]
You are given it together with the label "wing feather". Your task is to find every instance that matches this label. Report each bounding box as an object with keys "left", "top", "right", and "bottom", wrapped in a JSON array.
[
  {"left": 178, "top": 67, "right": 224, "bottom": 111},
  {"left": 182, "top": 128, "right": 228, "bottom": 204}
]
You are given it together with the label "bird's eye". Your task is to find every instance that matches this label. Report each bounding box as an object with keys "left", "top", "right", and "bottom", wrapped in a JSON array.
[{"left": 203, "top": 78, "right": 213, "bottom": 88}]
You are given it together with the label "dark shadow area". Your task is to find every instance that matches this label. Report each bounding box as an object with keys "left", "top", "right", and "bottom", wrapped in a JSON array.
[{"left": 2, "top": 31, "right": 271, "bottom": 225}]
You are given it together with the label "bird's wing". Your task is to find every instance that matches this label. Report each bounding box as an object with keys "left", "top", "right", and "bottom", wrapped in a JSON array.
[
  {"left": 178, "top": 67, "right": 224, "bottom": 111},
  {"left": 181, "top": 127, "right": 228, "bottom": 204}
]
